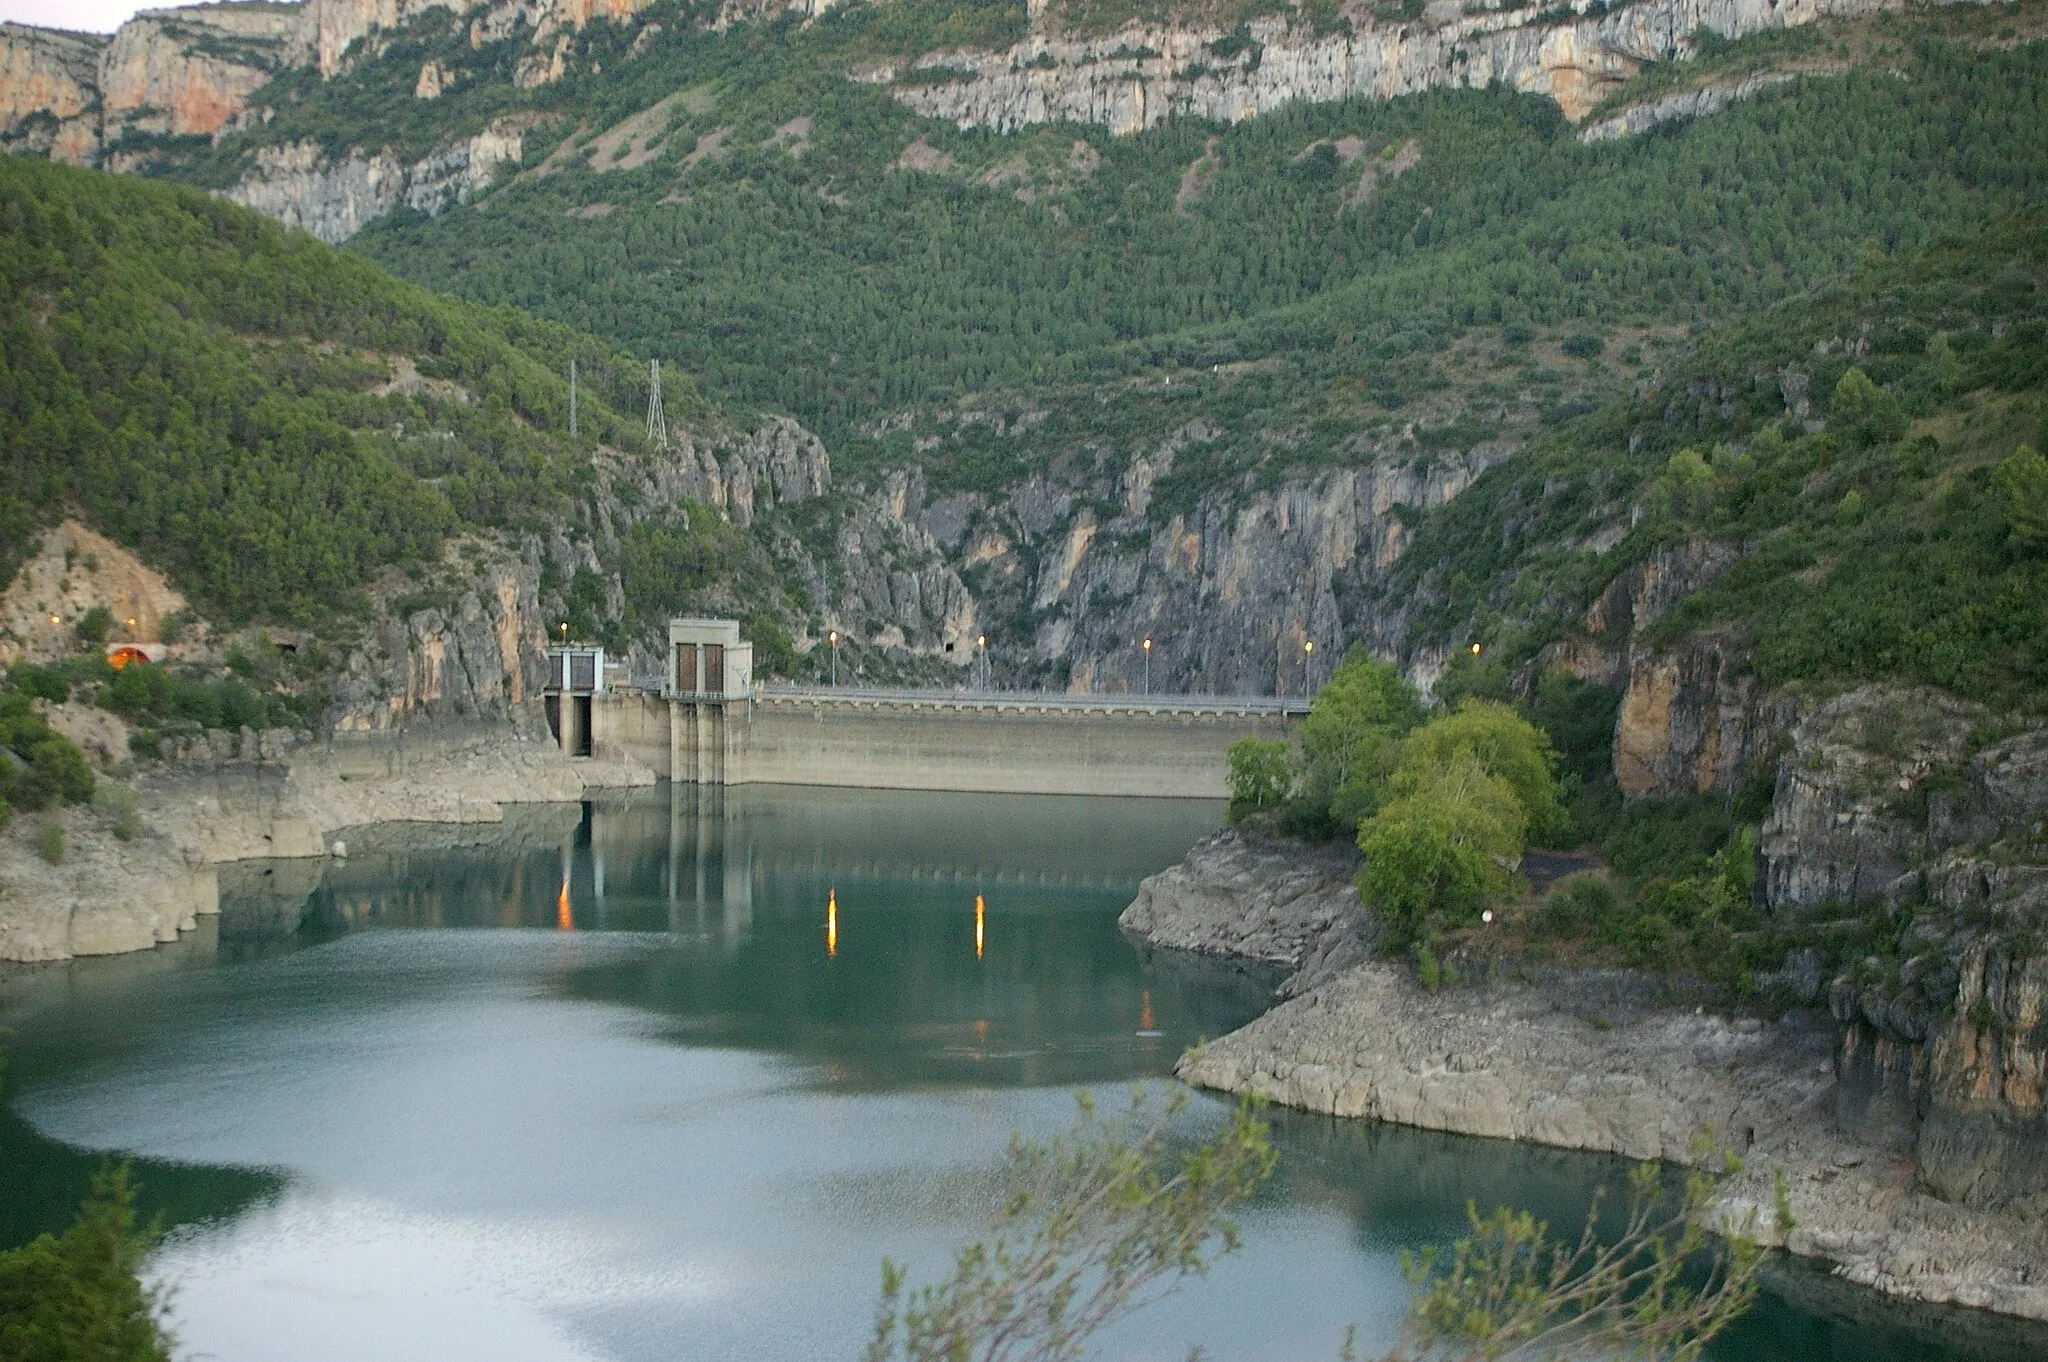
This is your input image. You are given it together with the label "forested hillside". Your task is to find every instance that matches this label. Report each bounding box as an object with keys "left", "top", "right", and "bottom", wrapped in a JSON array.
[
  {"left": 0, "top": 154, "right": 660, "bottom": 626},
  {"left": 338, "top": 1, "right": 2048, "bottom": 454}
]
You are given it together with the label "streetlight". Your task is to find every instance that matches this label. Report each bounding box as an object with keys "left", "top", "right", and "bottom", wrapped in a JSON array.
[
  {"left": 976, "top": 634, "right": 989, "bottom": 691},
  {"left": 1141, "top": 637, "right": 1152, "bottom": 695},
  {"left": 1303, "top": 639, "right": 1315, "bottom": 698},
  {"left": 1470, "top": 642, "right": 1483, "bottom": 656},
  {"left": 828, "top": 630, "right": 839, "bottom": 686}
]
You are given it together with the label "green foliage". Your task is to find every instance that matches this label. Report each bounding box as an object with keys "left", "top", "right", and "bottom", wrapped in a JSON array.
[
  {"left": 0, "top": 155, "right": 654, "bottom": 624},
  {"left": 1829, "top": 365, "right": 1909, "bottom": 448},
  {"left": 1991, "top": 444, "right": 2048, "bottom": 552},
  {"left": 1389, "top": 208, "right": 2048, "bottom": 714},
  {"left": 74, "top": 607, "right": 112, "bottom": 647},
  {"left": 1360, "top": 752, "right": 1526, "bottom": 948},
  {"left": 37, "top": 819, "right": 63, "bottom": 865},
  {"left": 1396, "top": 1156, "right": 1760, "bottom": 1362},
  {"left": 1560, "top": 332, "right": 1605, "bottom": 360},
  {"left": 1393, "top": 699, "right": 1564, "bottom": 842},
  {"left": 1226, "top": 736, "right": 1291, "bottom": 820},
  {"left": 0, "top": 1165, "right": 171, "bottom": 1362},
  {"left": 97, "top": 661, "right": 302, "bottom": 737},
  {"left": 0, "top": 689, "right": 94, "bottom": 811},
  {"left": 1294, "top": 648, "right": 1423, "bottom": 831},
  {"left": 863, "top": 1090, "right": 1275, "bottom": 1362}
]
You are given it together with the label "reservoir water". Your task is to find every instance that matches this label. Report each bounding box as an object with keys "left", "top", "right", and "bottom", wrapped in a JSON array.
[{"left": 2, "top": 785, "right": 2042, "bottom": 1362}]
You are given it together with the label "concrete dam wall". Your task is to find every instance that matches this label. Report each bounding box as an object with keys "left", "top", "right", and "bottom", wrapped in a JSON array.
[{"left": 583, "top": 688, "right": 1302, "bottom": 799}]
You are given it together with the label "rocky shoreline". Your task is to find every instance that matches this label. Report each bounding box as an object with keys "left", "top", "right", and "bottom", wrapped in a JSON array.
[
  {"left": 0, "top": 715, "right": 652, "bottom": 963},
  {"left": 1123, "top": 827, "right": 2048, "bottom": 1325}
]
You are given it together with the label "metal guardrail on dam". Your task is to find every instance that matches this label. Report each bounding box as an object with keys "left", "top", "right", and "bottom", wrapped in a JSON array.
[{"left": 752, "top": 684, "right": 1311, "bottom": 717}]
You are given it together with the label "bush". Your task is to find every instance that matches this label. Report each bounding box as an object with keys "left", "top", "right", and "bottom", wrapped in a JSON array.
[
  {"left": 1295, "top": 649, "right": 1423, "bottom": 831},
  {"left": 74, "top": 607, "right": 113, "bottom": 647},
  {"left": 0, "top": 693, "right": 95, "bottom": 810},
  {"left": 1533, "top": 871, "right": 1625, "bottom": 939},
  {"left": 1561, "top": 332, "right": 1605, "bottom": 359},
  {"left": 38, "top": 820, "right": 63, "bottom": 865}
]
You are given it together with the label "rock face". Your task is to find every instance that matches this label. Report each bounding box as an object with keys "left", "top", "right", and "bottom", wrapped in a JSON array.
[
  {"left": 1119, "top": 825, "right": 1373, "bottom": 990},
  {"left": 223, "top": 113, "right": 539, "bottom": 242},
  {"left": 0, "top": 23, "right": 104, "bottom": 163},
  {"left": 1758, "top": 686, "right": 2048, "bottom": 1223},
  {"left": 1578, "top": 67, "right": 1810, "bottom": 141},
  {"left": 0, "top": 810, "right": 217, "bottom": 962},
  {"left": 0, "top": 519, "right": 189, "bottom": 668},
  {"left": 878, "top": 429, "right": 1513, "bottom": 696},
  {"left": 1178, "top": 959, "right": 2048, "bottom": 1321},
  {"left": 884, "top": 0, "right": 1934, "bottom": 134}
]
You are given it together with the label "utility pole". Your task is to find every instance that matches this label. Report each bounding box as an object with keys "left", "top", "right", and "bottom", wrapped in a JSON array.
[
  {"left": 646, "top": 358, "right": 667, "bottom": 452},
  {"left": 1141, "top": 637, "right": 1152, "bottom": 695},
  {"left": 1303, "top": 639, "right": 1315, "bottom": 698},
  {"left": 568, "top": 357, "right": 578, "bottom": 437},
  {"left": 829, "top": 630, "right": 839, "bottom": 686}
]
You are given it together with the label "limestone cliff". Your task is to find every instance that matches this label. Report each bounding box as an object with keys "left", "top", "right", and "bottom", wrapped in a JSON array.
[
  {"left": 223, "top": 114, "right": 538, "bottom": 241},
  {"left": 0, "top": 23, "right": 106, "bottom": 164},
  {"left": 883, "top": 0, "right": 1948, "bottom": 133}
]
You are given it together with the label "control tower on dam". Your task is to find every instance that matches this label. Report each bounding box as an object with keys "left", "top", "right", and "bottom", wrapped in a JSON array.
[{"left": 545, "top": 618, "right": 1305, "bottom": 799}]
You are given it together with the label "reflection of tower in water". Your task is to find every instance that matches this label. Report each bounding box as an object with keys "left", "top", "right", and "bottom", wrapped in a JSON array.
[{"left": 660, "top": 783, "right": 754, "bottom": 940}]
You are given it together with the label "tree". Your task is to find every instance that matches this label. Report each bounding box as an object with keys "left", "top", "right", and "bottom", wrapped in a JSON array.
[
  {"left": 0, "top": 1041, "right": 172, "bottom": 1362},
  {"left": 1297, "top": 650, "right": 1424, "bottom": 831},
  {"left": 1384, "top": 1154, "right": 1763, "bottom": 1362},
  {"left": 1991, "top": 444, "right": 2048, "bottom": 553},
  {"left": 1829, "top": 366, "right": 1909, "bottom": 448},
  {"left": 863, "top": 1091, "right": 1275, "bottom": 1362},
  {"left": 1359, "top": 753, "right": 1527, "bottom": 947},
  {"left": 1392, "top": 700, "right": 1563, "bottom": 842},
  {"left": 1227, "top": 737, "right": 1291, "bottom": 820}
]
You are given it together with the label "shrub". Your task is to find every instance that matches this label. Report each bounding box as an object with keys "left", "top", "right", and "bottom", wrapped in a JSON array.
[
  {"left": 39, "top": 819, "right": 64, "bottom": 865},
  {"left": 1561, "top": 332, "right": 1605, "bottom": 359},
  {"left": 1534, "top": 871, "right": 1624, "bottom": 939},
  {"left": 1829, "top": 366, "right": 1909, "bottom": 448},
  {"left": 75, "top": 607, "right": 113, "bottom": 647}
]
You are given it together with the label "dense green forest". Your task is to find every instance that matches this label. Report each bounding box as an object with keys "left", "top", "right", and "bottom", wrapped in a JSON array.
[
  {"left": 1406, "top": 210, "right": 2048, "bottom": 711},
  {"left": 0, "top": 156, "right": 698, "bottom": 626},
  {"left": 297, "top": 2, "right": 2048, "bottom": 460}
]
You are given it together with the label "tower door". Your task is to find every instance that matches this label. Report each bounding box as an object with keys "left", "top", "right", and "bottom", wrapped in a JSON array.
[
  {"left": 705, "top": 644, "right": 725, "bottom": 697},
  {"left": 676, "top": 642, "right": 700, "bottom": 694}
]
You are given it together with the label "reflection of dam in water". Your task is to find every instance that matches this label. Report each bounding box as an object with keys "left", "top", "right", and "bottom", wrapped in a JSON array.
[{"left": 218, "top": 785, "right": 1223, "bottom": 943}]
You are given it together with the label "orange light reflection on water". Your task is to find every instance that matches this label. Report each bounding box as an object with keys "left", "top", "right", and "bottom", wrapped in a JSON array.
[
  {"left": 974, "top": 893, "right": 984, "bottom": 959},
  {"left": 827, "top": 889, "right": 838, "bottom": 957},
  {"left": 556, "top": 875, "right": 573, "bottom": 931}
]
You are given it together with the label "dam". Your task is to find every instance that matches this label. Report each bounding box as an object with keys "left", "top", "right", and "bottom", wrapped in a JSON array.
[{"left": 545, "top": 618, "right": 1304, "bottom": 798}]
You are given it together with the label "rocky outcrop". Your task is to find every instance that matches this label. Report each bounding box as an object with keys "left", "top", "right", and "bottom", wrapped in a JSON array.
[
  {"left": 97, "top": 4, "right": 304, "bottom": 140},
  {"left": 1119, "top": 825, "right": 1373, "bottom": 991},
  {"left": 1755, "top": 686, "right": 2048, "bottom": 1225},
  {"left": 0, "top": 23, "right": 104, "bottom": 164},
  {"left": 0, "top": 519, "right": 190, "bottom": 668},
  {"left": 223, "top": 113, "right": 537, "bottom": 241},
  {"left": 0, "top": 806, "right": 217, "bottom": 962},
  {"left": 883, "top": 0, "right": 1946, "bottom": 134},
  {"left": 881, "top": 427, "right": 1514, "bottom": 695},
  {"left": 1179, "top": 958, "right": 2048, "bottom": 1321},
  {"left": 1577, "top": 67, "right": 1811, "bottom": 141}
]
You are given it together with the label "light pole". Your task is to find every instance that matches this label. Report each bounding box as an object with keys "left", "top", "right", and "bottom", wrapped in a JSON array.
[
  {"left": 1303, "top": 638, "right": 1314, "bottom": 698},
  {"left": 1141, "top": 637, "right": 1152, "bottom": 695},
  {"left": 976, "top": 635, "right": 988, "bottom": 691},
  {"left": 828, "top": 630, "right": 839, "bottom": 686}
]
